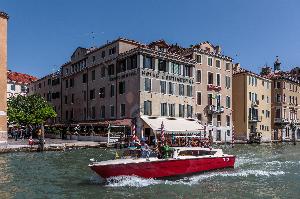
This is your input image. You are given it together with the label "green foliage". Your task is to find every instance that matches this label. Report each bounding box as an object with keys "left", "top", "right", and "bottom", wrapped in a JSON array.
[{"left": 7, "top": 94, "right": 57, "bottom": 126}]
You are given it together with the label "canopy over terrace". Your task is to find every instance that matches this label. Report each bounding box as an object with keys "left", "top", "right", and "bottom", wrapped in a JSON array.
[{"left": 141, "top": 116, "right": 204, "bottom": 134}]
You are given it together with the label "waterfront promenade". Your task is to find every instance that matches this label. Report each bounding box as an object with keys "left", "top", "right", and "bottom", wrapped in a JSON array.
[{"left": 0, "top": 138, "right": 104, "bottom": 153}]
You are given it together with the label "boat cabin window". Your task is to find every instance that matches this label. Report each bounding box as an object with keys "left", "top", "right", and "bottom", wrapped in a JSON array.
[{"left": 178, "top": 150, "right": 216, "bottom": 156}]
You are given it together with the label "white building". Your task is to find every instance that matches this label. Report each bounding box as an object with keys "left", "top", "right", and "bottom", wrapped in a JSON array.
[{"left": 7, "top": 70, "right": 37, "bottom": 98}]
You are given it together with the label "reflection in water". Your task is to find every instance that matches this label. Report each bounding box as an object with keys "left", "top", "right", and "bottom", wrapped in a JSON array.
[{"left": 0, "top": 144, "right": 299, "bottom": 199}]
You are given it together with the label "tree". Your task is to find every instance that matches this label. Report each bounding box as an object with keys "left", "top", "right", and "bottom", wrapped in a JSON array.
[
  {"left": 8, "top": 94, "right": 57, "bottom": 151},
  {"left": 7, "top": 94, "right": 57, "bottom": 126}
]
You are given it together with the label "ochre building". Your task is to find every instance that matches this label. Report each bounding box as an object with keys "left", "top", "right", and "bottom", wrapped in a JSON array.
[
  {"left": 0, "top": 11, "right": 8, "bottom": 143},
  {"left": 233, "top": 65, "right": 272, "bottom": 143}
]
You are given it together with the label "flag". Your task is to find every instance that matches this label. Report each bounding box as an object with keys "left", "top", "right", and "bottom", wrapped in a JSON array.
[{"left": 161, "top": 121, "right": 165, "bottom": 143}]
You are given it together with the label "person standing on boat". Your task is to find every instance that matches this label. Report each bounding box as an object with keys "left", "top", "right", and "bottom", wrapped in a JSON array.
[{"left": 141, "top": 138, "right": 150, "bottom": 159}]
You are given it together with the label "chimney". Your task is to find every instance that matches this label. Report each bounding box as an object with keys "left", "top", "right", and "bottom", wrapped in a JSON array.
[
  {"left": 215, "top": 45, "right": 222, "bottom": 54},
  {"left": 233, "top": 63, "right": 241, "bottom": 72}
]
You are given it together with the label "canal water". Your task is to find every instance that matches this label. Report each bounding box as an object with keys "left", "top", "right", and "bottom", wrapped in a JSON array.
[{"left": 0, "top": 144, "right": 299, "bottom": 199}]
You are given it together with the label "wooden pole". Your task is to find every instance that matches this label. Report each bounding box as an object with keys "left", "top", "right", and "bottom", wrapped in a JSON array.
[{"left": 107, "top": 124, "right": 110, "bottom": 144}]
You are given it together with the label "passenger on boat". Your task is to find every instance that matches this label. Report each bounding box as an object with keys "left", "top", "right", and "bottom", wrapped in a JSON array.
[
  {"left": 141, "top": 139, "right": 150, "bottom": 159},
  {"left": 161, "top": 143, "right": 174, "bottom": 159},
  {"left": 154, "top": 142, "right": 163, "bottom": 159}
]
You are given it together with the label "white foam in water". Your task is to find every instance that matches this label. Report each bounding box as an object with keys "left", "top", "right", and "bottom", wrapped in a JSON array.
[
  {"left": 103, "top": 170, "right": 285, "bottom": 187},
  {"left": 105, "top": 176, "right": 162, "bottom": 187},
  {"left": 265, "top": 160, "right": 296, "bottom": 166}
]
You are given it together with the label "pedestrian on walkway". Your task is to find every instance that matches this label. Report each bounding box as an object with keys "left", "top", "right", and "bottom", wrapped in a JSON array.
[{"left": 15, "top": 128, "right": 19, "bottom": 141}]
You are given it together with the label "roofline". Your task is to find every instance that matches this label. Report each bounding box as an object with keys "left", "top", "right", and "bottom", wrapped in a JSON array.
[
  {"left": 184, "top": 48, "right": 233, "bottom": 61},
  {"left": 85, "top": 37, "right": 144, "bottom": 56},
  {"left": 118, "top": 46, "right": 197, "bottom": 65},
  {"left": 233, "top": 70, "right": 271, "bottom": 81}
]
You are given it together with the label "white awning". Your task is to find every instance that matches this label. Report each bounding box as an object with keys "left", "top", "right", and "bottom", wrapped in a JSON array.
[{"left": 141, "top": 116, "right": 204, "bottom": 133}]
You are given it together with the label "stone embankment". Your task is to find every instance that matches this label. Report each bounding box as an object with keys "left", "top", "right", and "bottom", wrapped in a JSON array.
[{"left": 0, "top": 138, "right": 112, "bottom": 153}]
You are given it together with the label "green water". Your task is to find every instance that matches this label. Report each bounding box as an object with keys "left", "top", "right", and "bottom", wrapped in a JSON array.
[{"left": 0, "top": 144, "right": 299, "bottom": 199}]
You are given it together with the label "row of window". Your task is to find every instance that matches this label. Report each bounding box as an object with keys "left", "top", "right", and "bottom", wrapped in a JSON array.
[
  {"left": 249, "top": 92, "right": 270, "bottom": 103},
  {"left": 276, "top": 94, "right": 298, "bottom": 104},
  {"left": 275, "top": 108, "right": 298, "bottom": 120},
  {"left": 143, "top": 56, "right": 194, "bottom": 77},
  {"left": 65, "top": 82, "right": 124, "bottom": 104},
  {"left": 248, "top": 76, "right": 270, "bottom": 89},
  {"left": 205, "top": 72, "right": 230, "bottom": 88},
  {"left": 274, "top": 81, "right": 299, "bottom": 92},
  {"left": 143, "top": 101, "right": 193, "bottom": 118},
  {"left": 144, "top": 78, "right": 193, "bottom": 97},
  {"left": 206, "top": 114, "right": 231, "bottom": 127},
  {"left": 65, "top": 103, "right": 125, "bottom": 121},
  {"left": 67, "top": 46, "right": 117, "bottom": 76},
  {"left": 195, "top": 54, "right": 231, "bottom": 71},
  {"left": 196, "top": 92, "right": 231, "bottom": 108},
  {"left": 249, "top": 108, "right": 270, "bottom": 119},
  {"left": 259, "top": 125, "right": 270, "bottom": 131},
  {"left": 10, "top": 84, "right": 27, "bottom": 92}
]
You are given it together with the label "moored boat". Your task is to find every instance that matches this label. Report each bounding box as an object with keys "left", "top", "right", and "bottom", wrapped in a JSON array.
[{"left": 89, "top": 147, "right": 235, "bottom": 179}]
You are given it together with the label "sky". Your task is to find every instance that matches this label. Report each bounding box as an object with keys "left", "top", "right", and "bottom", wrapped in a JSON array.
[{"left": 1, "top": 0, "right": 300, "bottom": 78}]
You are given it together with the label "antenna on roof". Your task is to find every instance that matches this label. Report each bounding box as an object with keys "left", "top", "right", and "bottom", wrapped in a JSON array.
[{"left": 90, "top": 32, "right": 96, "bottom": 47}]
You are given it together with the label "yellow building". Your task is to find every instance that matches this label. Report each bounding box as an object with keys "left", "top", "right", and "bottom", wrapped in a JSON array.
[
  {"left": 233, "top": 67, "right": 272, "bottom": 143},
  {"left": 0, "top": 11, "right": 8, "bottom": 143}
]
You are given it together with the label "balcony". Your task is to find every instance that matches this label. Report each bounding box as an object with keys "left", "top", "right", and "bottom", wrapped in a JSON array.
[
  {"left": 248, "top": 115, "right": 261, "bottom": 122},
  {"left": 251, "top": 100, "right": 259, "bottom": 107},
  {"left": 207, "top": 105, "right": 224, "bottom": 114},
  {"left": 289, "top": 119, "right": 300, "bottom": 125},
  {"left": 207, "top": 84, "right": 221, "bottom": 92},
  {"left": 274, "top": 118, "right": 289, "bottom": 124},
  {"left": 294, "top": 119, "right": 300, "bottom": 124}
]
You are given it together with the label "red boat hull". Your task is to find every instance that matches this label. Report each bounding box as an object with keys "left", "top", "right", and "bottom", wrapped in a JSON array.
[{"left": 90, "top": 156, "right": 235, "bottom": 179}]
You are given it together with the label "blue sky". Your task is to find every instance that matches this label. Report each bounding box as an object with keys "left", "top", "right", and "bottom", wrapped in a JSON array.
[{"left": 1, "top": 0, "right": 300, "bottom": 78}]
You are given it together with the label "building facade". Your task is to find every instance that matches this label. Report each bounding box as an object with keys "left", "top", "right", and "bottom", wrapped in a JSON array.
[
  {"left": 233, "top": 66, "right": 272, "bottom": 143},
  {"left": 28, "top": 71, "right": 61, "bottom": 123},
  {"left": 261, "top": 58, "right": 300, "bottom": 142},
  {"left": 0, "top": 11, "right": 8, "bottom": 143},
  {"left": 270, "top": 76, "right": 300, "bottom": 141},
  {"left": 183, "top": 42, "right": 233, "bottom": 143},
  {"left": 29, "top": 38, "right": 233, "bottom": 142},
  {"left": 7, "top": 71, "right": 37, "bottom": 98}
]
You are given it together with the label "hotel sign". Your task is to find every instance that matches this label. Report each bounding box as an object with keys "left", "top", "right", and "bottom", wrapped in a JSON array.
[
  {"left": 109, "top": 68, "right": 194, "bottom": 84},
  {"left": 141, "top": 69, "right": 194, "bottom": 84}
]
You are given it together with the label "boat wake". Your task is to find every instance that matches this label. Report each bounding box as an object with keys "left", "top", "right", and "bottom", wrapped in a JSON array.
[{"left": 101, "top": 169, "right": 285, "bottom": 187}]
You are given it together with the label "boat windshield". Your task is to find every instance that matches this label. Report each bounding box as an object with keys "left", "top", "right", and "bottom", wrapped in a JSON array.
[
  {"left": 122, "top": 148, "right": 158, "bottom": 159},
  {"left": 122, "top": 149, "right": 142, "bottom": 158},
  {"left": 178, "top": 150, "right": 216, "bottom": 156}
]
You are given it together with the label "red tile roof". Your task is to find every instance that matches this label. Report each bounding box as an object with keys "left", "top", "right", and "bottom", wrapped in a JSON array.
[{"left": 7, "top": 71, "right": 37, "bottom": 84}]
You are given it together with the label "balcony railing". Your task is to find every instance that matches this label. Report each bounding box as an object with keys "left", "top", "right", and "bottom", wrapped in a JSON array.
[
  {"left": 207, "top": 105, "right": 224, "bottom": 114},
  {"left": 207, "top": 84, "right": 221, "bottom": 92},
  {"left": 274, "top": 118, "right": 289, "bottom": 124},
  {"left": 248, "top": 115, "right": 261, "bottom": 122}
]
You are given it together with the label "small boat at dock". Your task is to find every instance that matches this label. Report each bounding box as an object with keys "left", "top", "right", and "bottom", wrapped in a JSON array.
[{"left": 89, "top": 147, "right": 235, "bottom": 179}]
